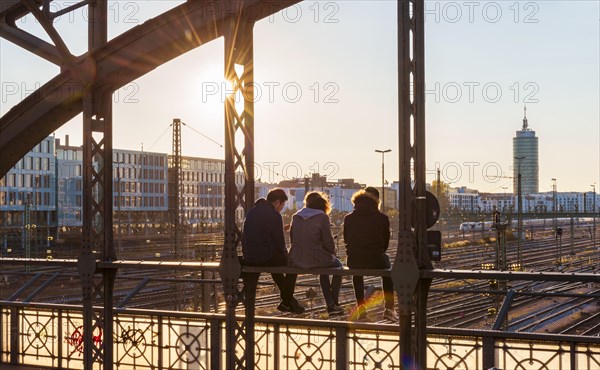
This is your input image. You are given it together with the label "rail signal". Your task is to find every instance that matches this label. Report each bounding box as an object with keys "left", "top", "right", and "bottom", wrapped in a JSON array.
[{"left": 412, "top": 191, "right": 442, "bottom": 261}]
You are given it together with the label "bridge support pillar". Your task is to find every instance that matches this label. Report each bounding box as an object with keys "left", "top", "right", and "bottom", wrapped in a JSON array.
[
  {"left": 220, "top": 10, "right": 256, "bottom": 370},
  {"left": 79, "top": 1, "right": 116, "bottom": 369},
  {"left": 395, "top": 1, "right": 431, "bottom": 369}
]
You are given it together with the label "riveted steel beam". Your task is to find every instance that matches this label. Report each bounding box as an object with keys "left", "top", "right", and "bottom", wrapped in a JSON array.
[
  {"left": 394, "top": 1, "right": 429, "bottom": 368},
  {"left": 0, "top": 0, "right": 301, "bottom": 177},
  {"left": 78, "top": 1, "right": 116, "bottom": 369},
  {"left": 221, "top": 10, "right": 255, "bottom": 368}
]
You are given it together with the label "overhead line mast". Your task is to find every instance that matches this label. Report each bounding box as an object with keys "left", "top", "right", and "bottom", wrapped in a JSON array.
[{"left": 169, "top": 118, "right": 184, "bottom": 259}]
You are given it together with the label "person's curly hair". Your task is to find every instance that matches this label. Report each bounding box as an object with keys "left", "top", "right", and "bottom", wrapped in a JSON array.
[{"left": 304, "top": 191, "right": 331, "bottom": 215}]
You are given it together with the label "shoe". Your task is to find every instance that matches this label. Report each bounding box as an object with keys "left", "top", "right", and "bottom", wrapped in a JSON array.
[
  {"left": 327, "top": 304, "right": 344, "bottom": 315},
  {"left": 288, "top": 297, "right": 306, "bottom": 314},
  {"left": 352, "top": 305, "right": 368, "bottom": 320},
  {"left": 277, "top": 301, "right": 294, "bottom": 313},
  {"left": 383, "top": 309, "right": 398, "bottom": 322},
  {"left": 278, "top": 298, "right": 306, "bottom": 314}
]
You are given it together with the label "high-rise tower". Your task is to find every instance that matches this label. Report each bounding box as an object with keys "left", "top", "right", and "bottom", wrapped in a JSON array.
[{"left": 513, "top": 107, "right": 539, "bottom": 195}]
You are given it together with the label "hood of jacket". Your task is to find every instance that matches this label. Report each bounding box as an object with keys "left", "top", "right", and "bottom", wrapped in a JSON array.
[
  {"left": 352, "top": 193, "right": 380, "bottom": 215},
  {"left": 294, "top": 207, "right": 324, "bottom": 220},
  {"left": 254, "top": 198, "right": 270, "bottom": 208}
]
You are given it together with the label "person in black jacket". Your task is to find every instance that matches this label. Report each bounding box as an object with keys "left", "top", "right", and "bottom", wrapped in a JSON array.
[
  {"left": 242, "top": 188, "right": 304, "bottom": 313},
  {"left": 343, "top": 187, "right": 397, "bottom": 321}
]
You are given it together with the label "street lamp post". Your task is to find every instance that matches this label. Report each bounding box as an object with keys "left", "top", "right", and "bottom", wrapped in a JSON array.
[
  {"left": 551, "top": 178, "right": 560, "bottom": 264},
  {"left": 116, "top": 163, "right": 122, "bottom": 252},
  {"left": 552, "top": 178, "right": 557, "bottom": 228},
  {"left": 592, "top": 184, "right": 596, "bottom": 248},
  {"left": 375, "top": 149, "right": 391, "bottom": 212},
  {"left": 207, "top": 187, "right": 212, "bottom": 231},
  {"left": 514, "top": 156, "right": 525, "bottom": 268}
]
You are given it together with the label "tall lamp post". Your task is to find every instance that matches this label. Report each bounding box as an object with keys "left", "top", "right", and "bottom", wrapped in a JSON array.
[
  {"left": 375, "top": 149, "right": 391, "bottom": 211},
  {"left": 116, "top": 162, "right": 122, "bottom": 252},
  {"left": 552, "top": 178, "right": 557, "bottom": 228},
  {"left": 552, "top": 178, "right": 559, "bottom": 264},
  {"left": 207, "top": 187, "right": 212, "bottom": 231},
  {"left": 592, "top": 184, "right": 596, "bottom": 248},
  {"left": 514, "top": 156, "right": 525, "bottom": 268}
]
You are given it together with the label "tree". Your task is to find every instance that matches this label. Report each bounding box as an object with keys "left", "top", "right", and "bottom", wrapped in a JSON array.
[{"left": 430, "top": 180, "right": 451, "bottom": 215}]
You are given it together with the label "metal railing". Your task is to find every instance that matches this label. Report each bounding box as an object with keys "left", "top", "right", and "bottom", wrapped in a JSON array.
[
  {"left": 1, "top": 301, "right": 599, "bottom": 370},
  {"left": 1, "top": 258, "right": 599, "bottom": 369}
]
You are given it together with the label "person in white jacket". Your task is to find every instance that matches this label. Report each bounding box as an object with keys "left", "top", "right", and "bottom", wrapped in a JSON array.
[{"left": 288, "top": 192, "right": 344, "bottom": 316}]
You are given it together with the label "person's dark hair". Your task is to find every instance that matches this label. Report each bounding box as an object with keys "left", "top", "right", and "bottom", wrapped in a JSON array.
[
  {"left": 267, "top": 188, "right": 288, "bottom": 203},
  {"left": 364, "top": 186, "right": 380, "bottom": 199},
  {"left": 305, "top": 191, "right": 331, "bottom": 214}
]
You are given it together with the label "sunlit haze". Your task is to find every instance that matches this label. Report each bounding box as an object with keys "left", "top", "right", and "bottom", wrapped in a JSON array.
[{"left": 1, "top": 1, "right": 598, "bottom": 192}]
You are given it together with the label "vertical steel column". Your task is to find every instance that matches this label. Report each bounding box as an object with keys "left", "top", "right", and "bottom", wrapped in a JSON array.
[
  {"left": 79, "top": 1, "right": 115, "bottom": 369},
  {"left": 395, "top": 1, "right": 431, "bottom": 369},
  {"left": 10, "top": 307, "right": 18, "bottom": 364},
  {"left": 335, "top": 327, "right": 348, "bottom": 370},
  {"left": 170, "top": 118, "right": 183, "bottom": 258},
  {"left": 169, "top": 118, "right": 183, "bottom": 310},
  {"left": 412, "top": 1, "right": 433, "bottom": 367},
  {"left": 157, "top": 316, "right": 164, "bottom": 369},
  {"left": 210, "top": 318, "right": 222, "bottom": 369},
  {"left": 396, "top": 0, "right": 414, "bottom": 363},
  {"left": 482, "top": 335, "right": 495, "bottom": 369},
  {"left": 221, "top": 10, "right": 255, "bottom": 370}
]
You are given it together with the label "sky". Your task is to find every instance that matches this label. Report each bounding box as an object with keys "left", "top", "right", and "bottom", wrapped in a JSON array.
[{"left": 1, "top": 1, "right": 599, "bottom": 193}]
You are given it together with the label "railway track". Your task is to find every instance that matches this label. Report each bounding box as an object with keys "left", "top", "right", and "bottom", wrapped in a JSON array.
[{"left": 1, "top": 226, "right": 598, "bottom": 334}]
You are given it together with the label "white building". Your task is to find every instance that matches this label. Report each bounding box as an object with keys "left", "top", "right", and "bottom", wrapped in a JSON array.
[
  {"left": 448, "top": 187, "right": 480, "bottom": 212},
  {"left": 176, "top": 156, "right": 245, "bottom": 225},
  {"left": 56, "top": 136, "right": 83, "bottom": 226},
  {"left": 0, "top": 136, "right": 57, "bottom": 250},
  {"left": 479, "top": 193, "right": 513, "bottom": 213}
]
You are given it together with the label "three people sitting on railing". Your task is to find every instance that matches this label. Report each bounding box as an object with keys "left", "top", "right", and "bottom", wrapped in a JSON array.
[
  {"left": 343, "top": 187, "right": 397, "bottom": 322},
  {"left": 241, "top": 187, "right": 397, "bottom": 321},
  {"left": 288, "top": 191, "right": 344, "bottom": 316},
  {"left": 241, "top": 188, "right": 306, "bottom": 314}
]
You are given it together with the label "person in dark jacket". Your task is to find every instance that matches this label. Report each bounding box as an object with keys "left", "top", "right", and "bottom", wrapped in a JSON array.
[
  {"left": 289, "top": 192, "right": 344, "bottom": 316},
  {"left": 242, "top": 188, "right": 304, "bottom": 313},
  {"left": 343, "top": 187, "right": 397, "bottom": 321}
]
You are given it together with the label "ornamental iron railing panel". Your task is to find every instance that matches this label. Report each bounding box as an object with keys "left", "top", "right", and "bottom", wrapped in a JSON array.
[{"left": 1, "top": 303, "right": 599, "bottom": 370}]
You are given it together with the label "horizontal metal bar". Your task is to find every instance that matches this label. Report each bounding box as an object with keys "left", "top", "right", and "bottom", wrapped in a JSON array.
[
  {"left": 430, "top": 288, "right": 600, "bottom": 299},
  {"left": 423, "top": 269, "right": 600, "bottom": 283},
  {"left": 243, "top": 265, "right": 392, "bottom": 277},
  {"left": 1, "top": 300, "right": 598, "bottom": 344},
  {"left": 98, "top": 260, "right": 221, "bottom": 271},
  {"left": 1, "top": 259, "right": 597, "bottom": 283},
  {"left": 428, "top": 326, "right": 600, "bottom": 344},
  {"left": 0, "top": 258, "right": 77, "bottom": 267},
  {"left": 0, "top": 258, "right": 220, "bottom": 271}
]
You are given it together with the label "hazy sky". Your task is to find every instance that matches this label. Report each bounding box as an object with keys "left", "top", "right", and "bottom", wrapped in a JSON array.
[{"left": 1, "top": 1, "right": 598, "bottom": 193}]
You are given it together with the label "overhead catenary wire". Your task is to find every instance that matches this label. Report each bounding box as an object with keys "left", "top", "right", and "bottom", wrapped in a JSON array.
[
  {"left": 149, "top": 121, "right": 347, "bottom": 185},
  {"left": 147, "top": 124, "right": 173, "bottom": 151},
  {"left": 180, "top": 121, "right": 223, "bottom": 148}
]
